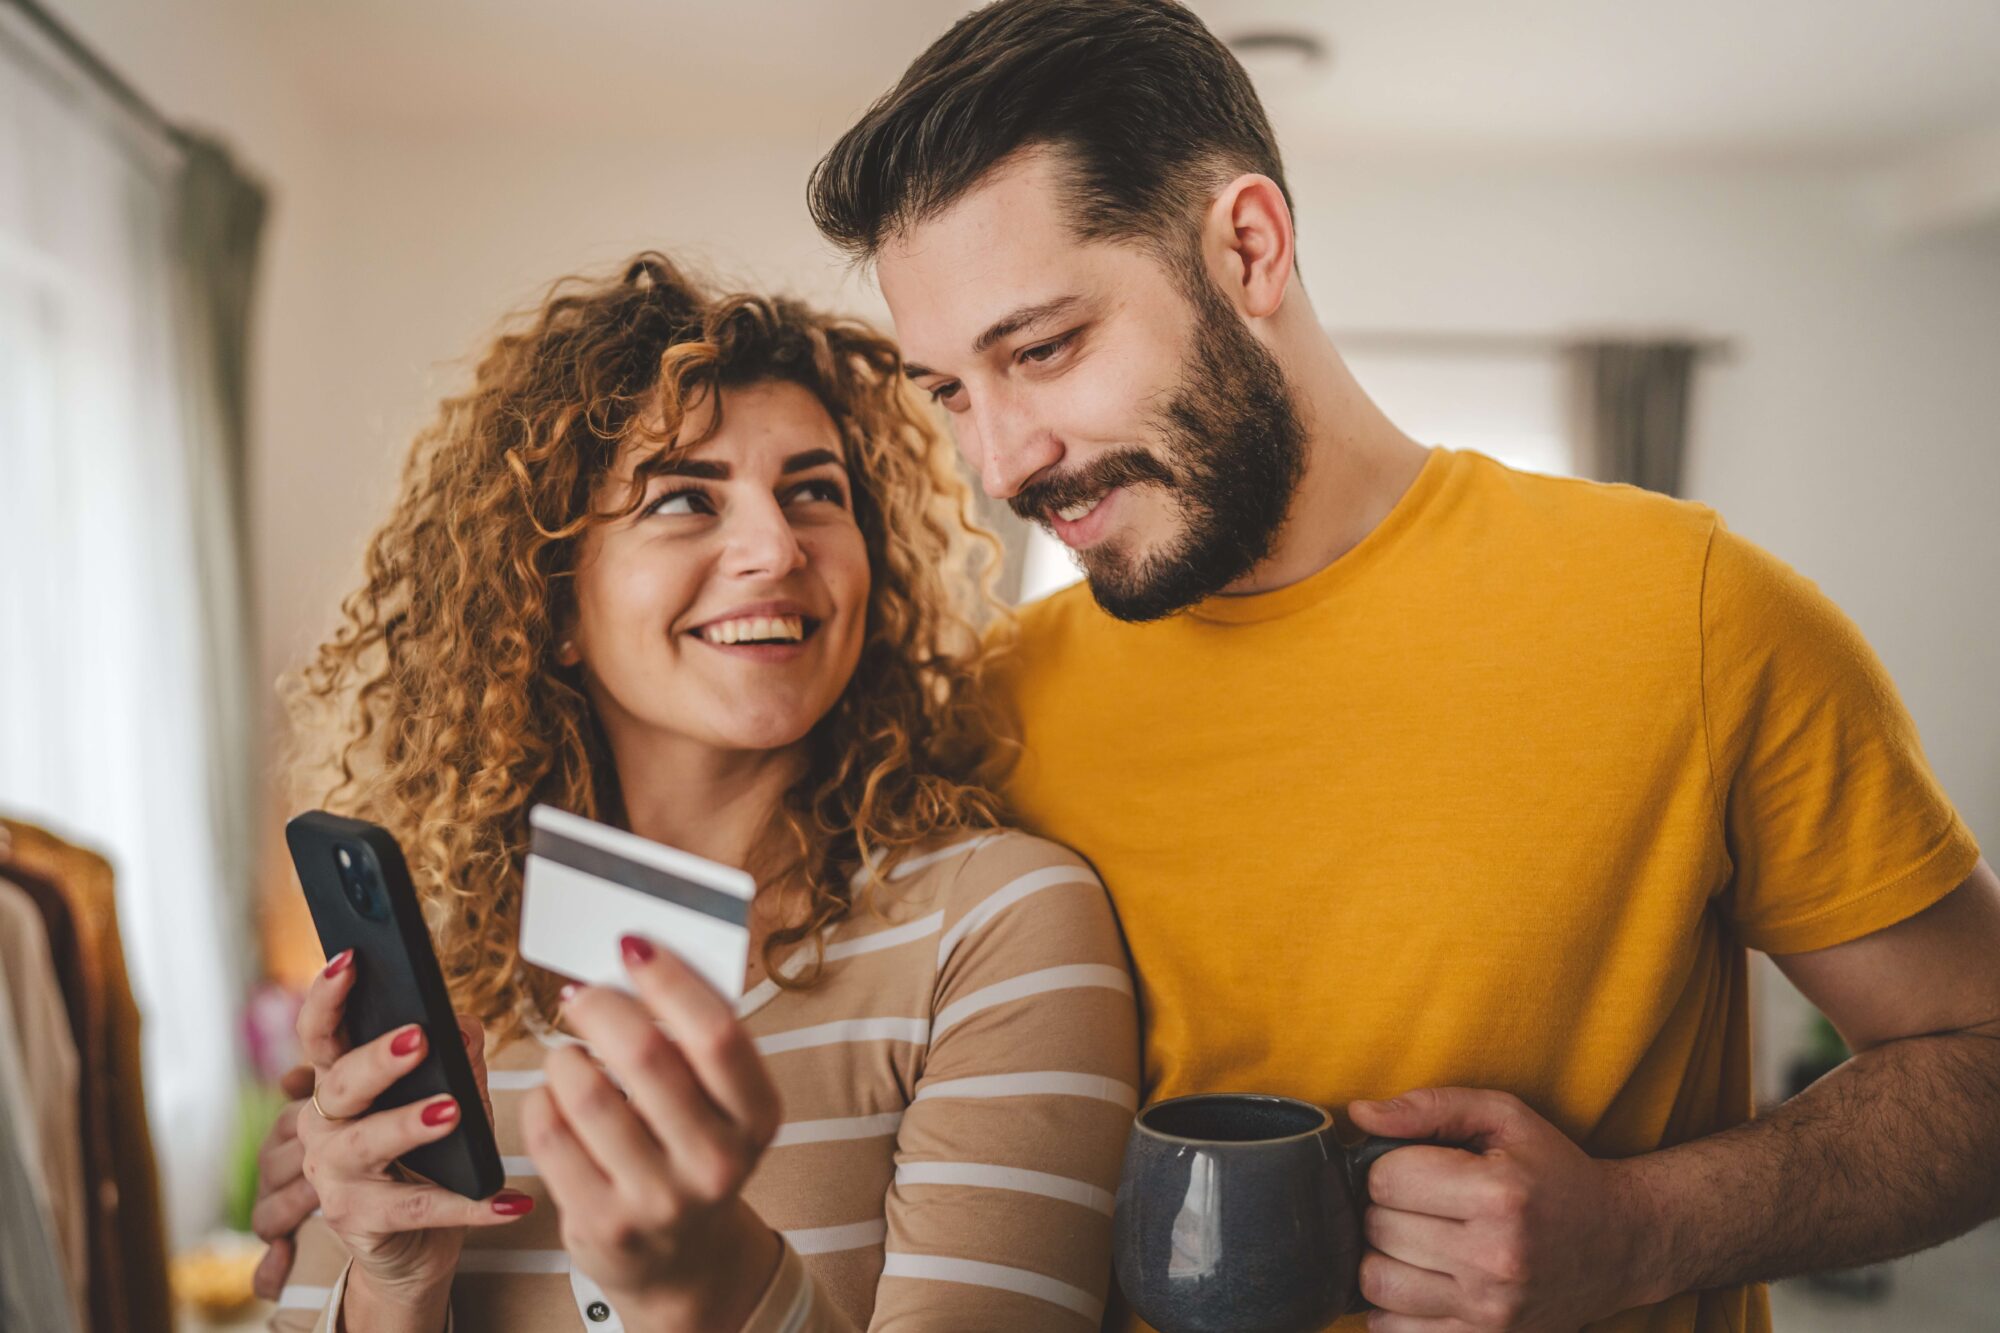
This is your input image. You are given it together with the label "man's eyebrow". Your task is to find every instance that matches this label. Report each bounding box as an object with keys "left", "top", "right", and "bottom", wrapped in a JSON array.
[
  {"left": 902, "top": 294, "right": 1090, "bottom": 381},
  {"left": 780, "top": 448, "right": 844, "bottom": 475},
  {"left": 972, "top": 294, "right": 1086, "bottom": 354}
]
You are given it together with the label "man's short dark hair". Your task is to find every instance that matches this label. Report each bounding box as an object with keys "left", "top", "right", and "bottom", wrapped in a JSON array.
[{"left": 807, "top": 0, "right": 1291, "bottom": 264}]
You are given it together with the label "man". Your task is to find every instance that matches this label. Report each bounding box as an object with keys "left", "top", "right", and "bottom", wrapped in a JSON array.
[
  {"left": 256, "top": 2, "right": 2000, "bottom": 1329},
  {"left": 803, "top": 1, "right": 2000, "bottom": 1329}
]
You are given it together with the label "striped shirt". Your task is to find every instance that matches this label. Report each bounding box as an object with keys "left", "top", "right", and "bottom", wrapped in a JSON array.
[{"left": 274, "top": 829, "right": 1141, "bottom": 1331}]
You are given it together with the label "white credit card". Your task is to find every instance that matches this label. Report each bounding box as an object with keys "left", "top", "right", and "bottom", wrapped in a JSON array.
[{"left": 520, "top": 805, "right": 753, "bottom": 1000}]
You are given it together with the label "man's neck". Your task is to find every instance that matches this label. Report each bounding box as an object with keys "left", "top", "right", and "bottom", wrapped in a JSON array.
[{"left": 1220, "top": 307, "right": 1432, "bottom": 599}]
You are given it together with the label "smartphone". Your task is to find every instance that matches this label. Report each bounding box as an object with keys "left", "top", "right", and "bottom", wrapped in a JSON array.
[{"left": 285, "top": 810, "right": 505, "bottom": 1200}]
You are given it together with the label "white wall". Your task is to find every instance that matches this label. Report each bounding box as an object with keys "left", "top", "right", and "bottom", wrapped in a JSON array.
[{"left": 262, "top": 123, "right": 879, "bottom": 685}]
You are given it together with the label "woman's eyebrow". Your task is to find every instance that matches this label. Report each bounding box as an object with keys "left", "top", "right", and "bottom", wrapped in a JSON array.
[
  {"left": 653, "top": 457, "right": 730, "bottom": 480},
  {"left": 781, "top": 448, "right": 844, "bottom": 475},
  {"left": 645, "top": 448, "right": 841, "bottom": 481}
]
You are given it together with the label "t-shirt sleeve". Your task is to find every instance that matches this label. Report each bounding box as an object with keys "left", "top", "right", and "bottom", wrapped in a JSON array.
[
  {"left": 1700, "top": 521, "right": 1980, "bottom": 954},
  {"left": 866, "top": 833, "right": 1141, "bottom": 1329}
]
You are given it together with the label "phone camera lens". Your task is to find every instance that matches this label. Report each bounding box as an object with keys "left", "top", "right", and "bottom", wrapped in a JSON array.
[{"left": 332, "top": 845, "right": 387, "bottom": 921}]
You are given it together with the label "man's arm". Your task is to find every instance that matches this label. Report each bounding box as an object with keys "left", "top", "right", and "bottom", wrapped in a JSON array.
[
  {"left": 1626, "top": 856, "right": 2000, "bottom": 1300},
  {"left": 1351, "top": 859, "right": 2000, "bottom": 1331},
  {"left": 252, "top": 1063, "right": 320, "bottom": 1301}
]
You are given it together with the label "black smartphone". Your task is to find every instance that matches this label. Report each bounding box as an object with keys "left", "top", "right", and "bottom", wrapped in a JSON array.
[{"left": 285, "top": 810, "right": 505, "bottom": 1200}]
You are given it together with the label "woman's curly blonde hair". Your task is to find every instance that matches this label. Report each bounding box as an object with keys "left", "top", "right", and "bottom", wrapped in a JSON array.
[{"left": 284, "top": 253, "right": 1012, "bottom": 1044}]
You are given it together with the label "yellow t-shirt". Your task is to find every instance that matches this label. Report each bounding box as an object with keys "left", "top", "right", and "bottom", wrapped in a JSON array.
[{"left": 996, "top": 447, "right": 1980, "bottom": 1333}]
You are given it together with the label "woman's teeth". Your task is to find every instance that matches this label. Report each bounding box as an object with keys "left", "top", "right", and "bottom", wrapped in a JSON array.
[
  {"left": 1056, "top": 497, "right": 1098, "bottom": 523},
  {"left": 700, "top": 615, "right": 806, "bottom": 646}
]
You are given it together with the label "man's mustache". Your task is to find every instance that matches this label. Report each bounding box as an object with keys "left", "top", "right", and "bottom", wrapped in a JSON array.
[{"left": 1009, "top": 449, "right": 1175, "bottom": 525}]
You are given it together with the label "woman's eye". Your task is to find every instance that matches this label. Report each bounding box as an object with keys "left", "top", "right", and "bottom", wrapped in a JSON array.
[
  {"left": 788, "top": 480, "right": 848, "bottom": 508},
  {"left": 648, "top": 488, "right": 712, "bottom": 517}
]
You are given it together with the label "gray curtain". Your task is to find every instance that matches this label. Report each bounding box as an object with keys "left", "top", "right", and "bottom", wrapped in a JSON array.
[
  {"left": 170, "top": 135, "right": 267, "bottom": 993},
  {"left": 1565, "top": 340, "right": 1698, "bottom": 496}
]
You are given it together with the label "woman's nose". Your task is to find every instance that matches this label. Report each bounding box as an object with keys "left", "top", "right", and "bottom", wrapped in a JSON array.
[{"left": 719, "top": 499, "right": 806, "bottom": 578}]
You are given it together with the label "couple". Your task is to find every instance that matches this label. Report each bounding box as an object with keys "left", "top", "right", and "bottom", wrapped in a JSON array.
[{"left": 258, "top": 1, "right": 2000, "bottom": 1331}]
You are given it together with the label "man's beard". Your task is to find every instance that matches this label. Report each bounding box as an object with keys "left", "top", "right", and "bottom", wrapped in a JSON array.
[{"left": 1010, "top": 275, "right": 1307, "bottom": 623}]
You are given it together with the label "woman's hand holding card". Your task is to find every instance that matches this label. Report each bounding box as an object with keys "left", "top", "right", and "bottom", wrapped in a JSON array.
[{"left": 525, "top": 934, "right": 786, "bottom": 1329}]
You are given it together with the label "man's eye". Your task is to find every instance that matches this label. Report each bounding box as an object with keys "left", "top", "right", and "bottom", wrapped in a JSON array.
[
  {"left": 1019, "top": 331, "right": 1077, "bottom": 364},
  {"left": 648, "top": 488, "right": 712, "bottom": 517},
  {"left": 927, "top": 381, "right": 962, "bottom": 405}
]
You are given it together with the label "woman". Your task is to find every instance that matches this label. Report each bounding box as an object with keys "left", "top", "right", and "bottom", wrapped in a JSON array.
[{"left": 266, "top": 255, "right": 1138, "bottom": 1331}]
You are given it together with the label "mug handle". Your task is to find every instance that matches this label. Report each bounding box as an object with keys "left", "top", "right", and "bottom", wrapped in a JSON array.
[{"left": 1344, "top": 1136, "right": 1438, "bottom": 1315}]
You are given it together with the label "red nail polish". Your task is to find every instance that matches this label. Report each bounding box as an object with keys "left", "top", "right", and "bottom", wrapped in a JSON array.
[
  {"left": 491, "top": 1191, "right": 534, "bottom": 1216},
  {"left": 391, "top": 1026, "right": 423, "bottom": 1057},
  {"left": 324, "top": 949, "right": 353, "bottom": 978},
  {"left": 620, "top": 935, "right": 655, "bottom": 965},
  {"left": 421, "top": 1099, "right": 459, "bottom": 1127}
]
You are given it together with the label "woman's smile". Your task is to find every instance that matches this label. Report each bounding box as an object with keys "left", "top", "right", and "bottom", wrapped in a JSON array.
[{"left": 685, "top": 598, "right": 823, "bottom": 662}]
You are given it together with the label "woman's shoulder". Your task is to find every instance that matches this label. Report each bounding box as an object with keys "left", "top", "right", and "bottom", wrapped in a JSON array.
[
  {"left": 876, "top": 826, "right": 1120, "bottom": 970},
  {"left": 879, "top": 826, "right": 1099, "bottom": 907}
]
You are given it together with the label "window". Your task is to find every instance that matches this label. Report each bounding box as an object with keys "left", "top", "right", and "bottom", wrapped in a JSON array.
[{"left": 1, "top": 22, "right": 241, "bottom": 1244}]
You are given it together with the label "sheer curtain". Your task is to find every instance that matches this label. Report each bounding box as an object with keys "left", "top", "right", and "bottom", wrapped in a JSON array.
[{"left": 0, "top": 16, "right": 253, "bottom": 1244}]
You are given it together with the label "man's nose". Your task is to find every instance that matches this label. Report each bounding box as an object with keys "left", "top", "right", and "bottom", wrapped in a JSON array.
[
  {"left": 969, "top": 390, "right": 1063, "bottom": 501},
  {"left": 720, "top": 498, "right": 806, "bottom": 577}
]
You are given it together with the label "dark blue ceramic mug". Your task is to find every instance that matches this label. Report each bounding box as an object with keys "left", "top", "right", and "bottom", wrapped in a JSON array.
[{"left": 1112, "top": 1093, "right": 1426, "bottom": 1333}]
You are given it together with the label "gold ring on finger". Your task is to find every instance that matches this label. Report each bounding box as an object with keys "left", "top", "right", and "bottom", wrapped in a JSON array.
[{"left": 311, "top": 1084, "right": 353, "bottom": 1124}]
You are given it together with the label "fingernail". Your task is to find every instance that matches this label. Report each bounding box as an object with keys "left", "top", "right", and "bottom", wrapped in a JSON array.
[
  {"left": 620, "top": 934, "right": 655, "bottom": 965},
  {"left": 391, "top": 1026, "right": 423, "bottom": 1057},
  {"left": 559, "top": 983, "right": 579, "bottom": 1004},
  {"left": 491, "top": 1191, "right": 534, "bottom": 1216},
  {"left": 323, "top": 949, "right": 353, "bottom": 978},
  {"left": 421, "top": 1098, "right": 459, "bottom": 1127}
]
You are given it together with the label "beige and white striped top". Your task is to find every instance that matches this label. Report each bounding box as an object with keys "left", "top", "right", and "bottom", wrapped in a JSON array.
[{"left": 274, "top": 829, "right": 1141, "bottom": 1331}]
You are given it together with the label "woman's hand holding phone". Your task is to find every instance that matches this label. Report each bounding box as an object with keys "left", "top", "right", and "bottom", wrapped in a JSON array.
[
  {"left": 295, "top": 948, "right": 535, "bottom": 1329},
  {"left": 524, "top": 934, "right": 785, "bottom": 1328}
]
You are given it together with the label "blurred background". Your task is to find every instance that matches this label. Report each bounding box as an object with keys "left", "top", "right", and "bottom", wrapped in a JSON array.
[{"left": 2, "top": 0, "right": 1996, "bottom": 1327}]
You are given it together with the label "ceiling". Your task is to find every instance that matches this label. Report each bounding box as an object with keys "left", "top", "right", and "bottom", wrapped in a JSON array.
[{"left": 253, "top": 0, "right": 2000, "bottom": 164}]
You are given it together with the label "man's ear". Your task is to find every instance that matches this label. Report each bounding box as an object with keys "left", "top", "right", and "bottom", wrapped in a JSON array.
[{"left": 1201, "top": 172, "right": 1295, "bottom": 321}]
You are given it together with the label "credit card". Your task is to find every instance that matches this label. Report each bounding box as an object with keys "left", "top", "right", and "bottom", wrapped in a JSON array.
[{"left": 520, "top": 804, "right": 753, "bottom": 1000}]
